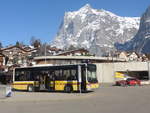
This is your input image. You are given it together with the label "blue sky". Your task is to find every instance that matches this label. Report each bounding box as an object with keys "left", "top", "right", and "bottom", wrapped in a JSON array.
[{"left": 0, "top": 0, "right": 149, "bottom": 46}]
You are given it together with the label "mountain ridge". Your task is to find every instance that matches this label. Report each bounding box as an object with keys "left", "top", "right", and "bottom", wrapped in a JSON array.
[{"left": 51, "top": 4, "right": 140, "bottom": 56}]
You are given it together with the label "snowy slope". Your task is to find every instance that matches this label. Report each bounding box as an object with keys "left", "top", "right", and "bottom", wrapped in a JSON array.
[
  {"left": 51, "top": 4, "right": 140, "bottom": 56},
  {"left": 116, "top": 6, "right": 150, "bottom": 53}
]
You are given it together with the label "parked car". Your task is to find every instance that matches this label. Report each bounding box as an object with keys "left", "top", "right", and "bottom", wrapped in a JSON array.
[
  {"left": 116, "top": 78, "right": 141, "bottom": 86},
  {"left": 126, "top": 78, "right": 141, "bottom": 86}
]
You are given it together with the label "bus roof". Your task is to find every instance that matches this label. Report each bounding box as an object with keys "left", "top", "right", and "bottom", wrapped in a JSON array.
[{"left": 14, "top": 63, "right": 93, "bottom": 70}]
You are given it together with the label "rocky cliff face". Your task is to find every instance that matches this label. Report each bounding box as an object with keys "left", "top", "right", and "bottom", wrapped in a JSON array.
[
  {"left": 116, "top": 6, "right": 150, "bottom": 53},
  {"left": 51, "top": 4, "right": 140, "bottom": 56}
]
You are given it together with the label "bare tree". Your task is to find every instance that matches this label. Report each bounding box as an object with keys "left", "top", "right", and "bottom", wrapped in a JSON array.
[{"left": 30, "top": 36, "right": 41, "bottom": 48}]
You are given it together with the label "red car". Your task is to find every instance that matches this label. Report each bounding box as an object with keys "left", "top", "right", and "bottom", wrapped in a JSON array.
[{"left": 116, "top": 78, "right": 141, "bottom": 86}]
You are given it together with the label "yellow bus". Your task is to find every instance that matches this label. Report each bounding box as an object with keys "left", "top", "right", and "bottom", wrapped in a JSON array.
[{"left": 12, "top": 64, "right": 99, "bottom": 93}]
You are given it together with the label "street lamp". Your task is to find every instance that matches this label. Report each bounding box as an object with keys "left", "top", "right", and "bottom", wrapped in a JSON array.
[{"left": 45, "top": 43, "right": 47, "bottom": 64}]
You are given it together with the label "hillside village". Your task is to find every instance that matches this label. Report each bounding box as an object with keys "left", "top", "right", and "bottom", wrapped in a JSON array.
[
  {"left": 0, "top": 41, "right": 150, "bottom": 84},
  {"left": 0, "top": 44, "right": 149, "bottom": 69}
]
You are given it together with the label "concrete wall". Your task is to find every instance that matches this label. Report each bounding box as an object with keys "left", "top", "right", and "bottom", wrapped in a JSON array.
[
  {"left": 95, "top": 63, "right": 115, "bottom": 83},
  {"left": 95, "top": 62, "right": 150, "bottom": 83},
  {"left": 114, "top": 62, "right": 148, "bottom": 71}
]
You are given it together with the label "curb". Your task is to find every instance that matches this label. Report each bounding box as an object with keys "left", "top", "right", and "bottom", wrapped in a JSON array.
[{"left": 0, "top": 92, "right": 95, "bottom": 103}]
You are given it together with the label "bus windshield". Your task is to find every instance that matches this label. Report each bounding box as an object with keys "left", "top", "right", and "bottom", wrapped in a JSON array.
[{"left": 87, "top": 64, "right": 97, "bottom": 83}]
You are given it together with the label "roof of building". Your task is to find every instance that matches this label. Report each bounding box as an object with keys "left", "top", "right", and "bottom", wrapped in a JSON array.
[
  {"left": 0, "top": 52, "right": 6, "bottom": 57},
  {"left": 55, "top": 48, "right": 89, "bottom": 56},
  {"left": 1, "top": 45, "right": 37, "bottom": 53},
  {"left": 34, "top": 56, "right": 125, "bottom": 62}
]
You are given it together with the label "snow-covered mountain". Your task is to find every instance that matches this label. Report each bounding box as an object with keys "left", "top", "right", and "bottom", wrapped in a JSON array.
[
  {"left": 116, "top": 6, "right": 150, "bottom": 53},
  {"left": 51, "top": 4, "right": 140, "bottom": 56}
]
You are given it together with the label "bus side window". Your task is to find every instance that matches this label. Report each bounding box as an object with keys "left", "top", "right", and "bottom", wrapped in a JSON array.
[
  {"left": 21, "top": 71, "right": 27, "bottom": 81},
  {"left": 15, "top": 71, "right": 20, "bottom": 81},
  {"left": 71, "top": 69, "right": 77, "bottom": 80},
  {"left": 54, "top": 70, "right": 59, "bottom": 80},
  {"left": 63, "top": 70, "right": 68, "bottom": 80},
  {"left": 16, "top": 71, "right": 26, "bottom": 81},
  {"left": 26, "top": 71, "right": 31, "bottom": 81},
  {"left": 59, "top": 70, "right": 63, "bottom": 80}
]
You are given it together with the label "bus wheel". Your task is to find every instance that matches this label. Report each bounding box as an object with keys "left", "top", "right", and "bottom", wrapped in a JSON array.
[
  {"left": 64, "top": 85, "right": 73, "bottom": 93},
  {"left": 27, "top": 85, "right": 34, "bottom": 92}
]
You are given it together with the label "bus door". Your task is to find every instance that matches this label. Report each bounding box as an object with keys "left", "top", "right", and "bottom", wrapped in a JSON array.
[
  {"left": 46, "top": 71, "right": 55, "bottom": 91},
  {"left": 50, "top": 76, "right": 55, "bottom": 91},
  {"left": 39, "top": 75, "right": 46, "bottom": 90},
  {"left": 81, "top": 66, "right": 86, "bottom": 91},
  {"left": 78, "top": 65, "right": 86, "bottom": 91}
]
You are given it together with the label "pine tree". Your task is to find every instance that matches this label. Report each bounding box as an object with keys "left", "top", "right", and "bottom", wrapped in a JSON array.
[{"left": 0, "top": 42, "right": 3, "bottom": 48}]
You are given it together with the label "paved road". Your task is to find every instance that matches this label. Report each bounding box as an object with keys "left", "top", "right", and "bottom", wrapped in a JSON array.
[{"left": 0, "top": 86, "right": 150, "bottom": 113}]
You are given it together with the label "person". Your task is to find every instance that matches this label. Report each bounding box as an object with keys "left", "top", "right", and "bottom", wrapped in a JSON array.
[
  {"left": 49, "top": 71, "right": 55, "bottom": 90},
  {"left": 45, "top": 74, "right": 50, "bottom": 90}
]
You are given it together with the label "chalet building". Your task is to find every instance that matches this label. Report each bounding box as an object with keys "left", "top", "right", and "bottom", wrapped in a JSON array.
[
  {"left": 128, "top": 52, "right": 139, "bottom": 61},
  {"left": 55, "top": 49, "right": 91, "bottom": 56},
  {"left": 117, "top": 51, "right": 149, "bottom": 62},
  {"left": 22, "top": 46, "right": 34, "bottom": 51},
  {"left": 117, "top": 51, "right": 128, "bottom": 61},
  {"left": 0, "top": 53, "right": 5, "bottom": 66},
  {"left": 142, "top": 54, "right": 150, "bottom": 61},
  {"left": 1, "top": 45, "right": 37, "bottom": 67},
  {"left": 0, "top": 53, "right": 8, "bottom": 72},
  {"left": 47, "top": 47, "right": 62, "bottom": 55}
]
